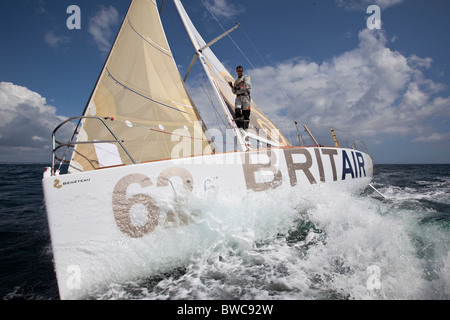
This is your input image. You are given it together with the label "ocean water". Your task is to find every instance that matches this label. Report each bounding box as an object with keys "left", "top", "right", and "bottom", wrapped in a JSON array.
[{"left": 0, "top": 163, "right": 449, "bottom": 300}]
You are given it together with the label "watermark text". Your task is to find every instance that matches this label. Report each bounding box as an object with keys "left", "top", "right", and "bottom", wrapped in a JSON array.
[
  {"left": 67, "top": 5, "right": 81, "bottom": 30},
  {"left": 367, "top": 5, "right": 381, "bottom": 30}
]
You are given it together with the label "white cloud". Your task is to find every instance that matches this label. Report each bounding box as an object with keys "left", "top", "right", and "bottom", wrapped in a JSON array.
[
  {"left": 413, "top": 132, "right": 450, "bottom": 143},
  {"left": 45, "top": 30, "right": 69, "bottom": 48},
  {"left": 36, "top": 0, "right": 47, "bottom": 14},
  {"left": 88, "top": 6, "right": 120, "bottom": 52},
  {"left": 205, "top": 0, "right": 245, "bottom": 20},
  {"left": 243, "top": 29, "right": 450, "bottom": 144},
  {"left": 336, "top": 0, "right": 404, "bottom": 10},
  {"left": 408, "top": 54, "right": 433, "bottom": 69},
  {"left": 0, "top": 82, "right": 71, "bottom": 163}
]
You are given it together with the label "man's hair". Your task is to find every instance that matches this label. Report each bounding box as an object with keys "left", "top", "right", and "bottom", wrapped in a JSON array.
[{"left": 236, "top": 66, "right": 244, "bottom": 71}]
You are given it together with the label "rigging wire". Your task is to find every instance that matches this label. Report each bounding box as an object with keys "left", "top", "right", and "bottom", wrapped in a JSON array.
[
  {"left": 239, "top": 25, "right": 304, "bottom": 125},
  {"left": 199, "top": 0, "right": 305, "bottom": 131},
  {"left": 187, "top": 1, "right": 365, "bottom": 149},
  {"left": 237, "top": 25, "right": 371, "bottom": 151},
  {"left": 199, "top": 0, "right": 256, "bottom": 71},
  {"left": 108, "top": 118, "right": 248, "bottom": 148},
  {"left": 195, "top": 73, "right": 229, "bottom": 130},
  {"left": 164, "top": 0, "right": 229, "bottom": 134},
  {"left": 159, "top": 0, "right": 166, "bottom": 14}
]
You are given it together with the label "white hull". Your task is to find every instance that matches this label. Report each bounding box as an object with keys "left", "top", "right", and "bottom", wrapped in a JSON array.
[{"left": 42, "top": 147, "right": 373, "bottom": 299}]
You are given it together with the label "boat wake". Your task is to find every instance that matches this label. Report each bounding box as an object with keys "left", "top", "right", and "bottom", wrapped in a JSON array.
[{"left": 89, "top": 183, "right": 450, "bottom": 300}]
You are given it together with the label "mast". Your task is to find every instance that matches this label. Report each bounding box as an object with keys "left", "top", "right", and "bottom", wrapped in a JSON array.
[{"left": 173, "top": 0, "right": 248, "bottom": 152}]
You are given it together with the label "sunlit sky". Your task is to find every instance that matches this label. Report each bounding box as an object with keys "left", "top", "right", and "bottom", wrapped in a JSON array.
[{"left": 1, "top": 0, "right": 449, "bottom": 164}]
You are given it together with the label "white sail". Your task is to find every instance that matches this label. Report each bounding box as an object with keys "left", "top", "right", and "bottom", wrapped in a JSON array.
[
  {"left": 69, "top": 0, "right": 213, "bottom": 173},
  {"left": 173, "top": 0, "right": 291, "bottom": 148}
]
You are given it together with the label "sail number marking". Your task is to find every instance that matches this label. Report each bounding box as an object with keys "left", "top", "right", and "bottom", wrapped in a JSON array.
[{"left": 112, "top": 168, "right": 193, "bottom": 239}]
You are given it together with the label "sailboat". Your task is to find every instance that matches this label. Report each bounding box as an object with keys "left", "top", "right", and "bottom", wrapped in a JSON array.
[{"left": 42, "top": 0, "right": 374, "bottom": 300}]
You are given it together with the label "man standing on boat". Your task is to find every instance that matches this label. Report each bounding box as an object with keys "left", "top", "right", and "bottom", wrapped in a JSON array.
[{"left": 229, "top": 66, "right": 251, "bottom": 130}]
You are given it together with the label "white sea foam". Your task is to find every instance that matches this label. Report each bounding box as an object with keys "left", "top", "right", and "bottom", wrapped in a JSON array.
[{"left": 93, "top": 184, "right": 450, "bottom": 300}]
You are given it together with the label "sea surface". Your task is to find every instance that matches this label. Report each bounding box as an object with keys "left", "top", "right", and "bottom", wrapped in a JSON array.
[{"left": 0, "top": 163, "right": 449, "bottom": 300}]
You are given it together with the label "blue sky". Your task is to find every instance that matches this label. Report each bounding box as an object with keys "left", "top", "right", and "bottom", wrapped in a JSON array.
[{"left": 0, "top": 0, "right": 449, "bottom": 164}]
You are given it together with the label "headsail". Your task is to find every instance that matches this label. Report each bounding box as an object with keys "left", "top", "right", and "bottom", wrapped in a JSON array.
[
  {"left": 173, "top": 0, "right": 291, "bottom": 148},
  {"left": 69, "top": 0, "right": 213, "bottom": 173}
]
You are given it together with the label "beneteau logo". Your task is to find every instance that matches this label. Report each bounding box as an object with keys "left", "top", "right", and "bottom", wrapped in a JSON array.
[
  {"left": 53, "top": 178, "right": 91, "bottom": 189},
  {"left": 53, "top": 179, "right": 62, "bottom": 189}
]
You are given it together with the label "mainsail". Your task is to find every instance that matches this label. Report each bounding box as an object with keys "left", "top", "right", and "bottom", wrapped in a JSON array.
[
  {"left": 69, "top": 0, "right": 213, "bottom": 172},
  {"left": 173, "top": 0, "right": 291, "bottom": 148}
]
